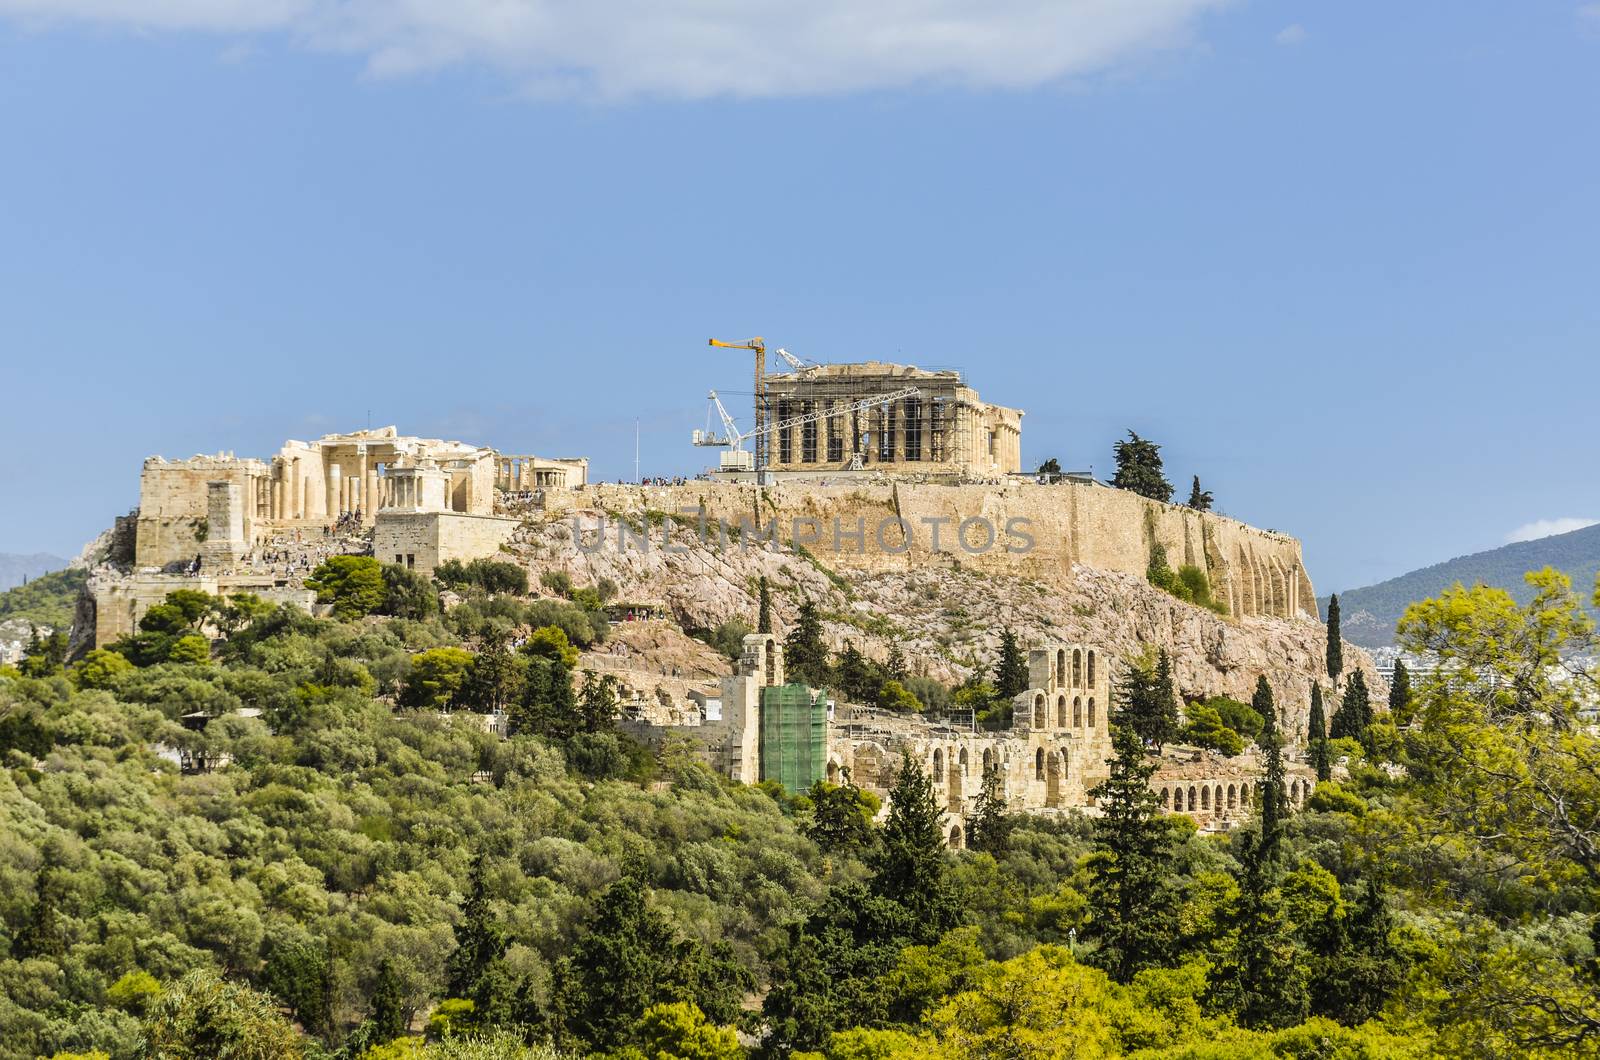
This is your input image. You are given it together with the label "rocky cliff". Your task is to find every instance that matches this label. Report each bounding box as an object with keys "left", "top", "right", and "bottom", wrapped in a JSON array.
[{"left": 508, "top": 502, "right": 1378, "bottom": 745}]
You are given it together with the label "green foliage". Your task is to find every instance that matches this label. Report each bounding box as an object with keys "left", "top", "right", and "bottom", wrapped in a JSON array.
[
  {"left": 966, "top": 762, "right": 1012, "bottom": 856},
  {"left": 1087, "top": 720, "right": 1180, "bottom": 981},
  {"left": 0, "top": 566, "right": 87, "bottom": 630},
  {"left": 1123, "top": 649, "right": 1179, "bottom": 749},
  {"left": 833, "top": 641, "right": 883, "bottom": 704},
  {"left": 1177, "top": 702, "right": 1245, "bottom": 757},
  {"left": 1307, "top": 685, "right": 1332, "bottom": 782},
  {"left": 307, "top": 555, "right": 387, "bottom": 619},
  {"left": 1325, "top": 593, "right": 1343, "bottom": 679},
  {"left": 1111, "top": 430, "right": 1174, "bottom": 502},
  {"left": 784, "top": 599, "right": 830, "bottom": 687},
  {"left": 1328, "top": 670, "right": 1371, "bottom": 743},
  {"left": 72, "top": 647, "right": 134, "bottom": 690},
  {"left": 556, "top": 877, "right": 749, "bottom": 1051},
  {"left": 1037, "top": 457, "right": 1062, "bottom": 476},
  {"left": 991, "top": 627, "right": 1029, "bottom": 700},
  {"left": 806, "top": 776, "right": 878, "bottom": 853},
  {"left": 538, "top": 569, "right": 574, "bottom": 598},
  {"left": 1255, "top": 677, "right": 1287, "bottom": 849},
  {"left": 438, "top": 559, "right": 530, "bottom": 596},
  {"left": 382, "top": 562, "right": 440, "bottom": 619},
  {"left": 757, "top": 575, "right": 772, "bottom": 634},
  {"left": 1147, "top": 547, "right": 1227, "bottom": 614},
  {"left": 875, "top": 679, "right": 922, "bottom": 713},
  {"left": 1187, "top": 475, "right": 1214, "bottom": 511},
  {"left": 624, "top": 1001, "right": 742, "bottom": 1060},
  {"left": 140, "top": 969, "right": 304, "bottom": 1058},
  {"left": 874, "top": 751, "right": 958, "bottom": 943},
  {"left": 401, "top": 647, "right": 475, "bottom": 709},
  {"left": 695, "top": 617, "right": 751, "bottom": 662}
]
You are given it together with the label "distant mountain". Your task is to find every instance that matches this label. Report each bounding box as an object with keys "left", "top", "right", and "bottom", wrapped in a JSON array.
[
  {"left": 0, "top": 552, "right": 67, "bottom": 592},
  {"left": 1321, "top": 523, "right": 1600, "bottom": 649}
]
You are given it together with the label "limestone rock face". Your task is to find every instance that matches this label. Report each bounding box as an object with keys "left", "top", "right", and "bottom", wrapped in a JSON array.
[{"left": 506, "top": 510, "right": 1378, "bottom": 745}]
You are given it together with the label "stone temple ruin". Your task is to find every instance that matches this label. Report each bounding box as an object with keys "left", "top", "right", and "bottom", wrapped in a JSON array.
[
  {"left": 89, "top": 427, "right": 586, "bottom": 645},
  {"left": 623, "top": 635, "right": 1315, "bottom": 844},
  {"left": 754, "top": 361, "right": 1024, "bottom": 480}
]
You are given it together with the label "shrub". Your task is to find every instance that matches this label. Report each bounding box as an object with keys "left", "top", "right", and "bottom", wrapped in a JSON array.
[
  {"left": 381, "top": 563, "right": 439, "bottom": 619},
  {"left": 877, "top": 680, "right": 923, "bottom": 713},
  {"left": 539, "top": 570, "right": 574, "bottom": 598},
  {"left": 306, "top": 555, "right": 386, "bottom": 619},
  {"left": 73, "top": 649, "right": 135, "bottom": 691},
  {"left": 400, "top": 647, "right": 474, "bottom": 709},
  {"left": 1179, "top": 702, "right": 1245, "bottom": 756}
]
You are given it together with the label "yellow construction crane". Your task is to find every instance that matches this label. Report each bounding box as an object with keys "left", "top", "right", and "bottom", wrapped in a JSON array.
[{"left": 708, "top": 336, "right": 767, "bottom": 470}]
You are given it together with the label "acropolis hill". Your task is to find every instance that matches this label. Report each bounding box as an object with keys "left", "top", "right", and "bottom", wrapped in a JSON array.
[{"left": 68, "top": 357, "right": 1376, "bottom": 835}]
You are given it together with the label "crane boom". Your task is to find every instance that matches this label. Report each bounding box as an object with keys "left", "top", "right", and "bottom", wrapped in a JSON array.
[
  {"left": 709, "top": 337, "right": 767, "bottom": 470},
  {"left": 692, "top": 386, "right": 921, "bottom": 455}
]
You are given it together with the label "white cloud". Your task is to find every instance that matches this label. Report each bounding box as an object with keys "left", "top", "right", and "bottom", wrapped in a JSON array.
[
  {"left": 1505, "top": 517, "right": 1599, "bottom": 544},
  {"left": 0, "top": 0, "right": 1232, "bottom": 99},
  {"left": 1275, "top": 23, "right": 1307, "bottom": 46}
]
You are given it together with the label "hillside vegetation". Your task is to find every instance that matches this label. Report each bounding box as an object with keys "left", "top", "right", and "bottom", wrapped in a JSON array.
[
  {"left": 0, "top": 566, "right": 86, "bottom": 631},
  {"left": 2, "top": 552, "right": 1597, "bottom": 1058},
  {"left": 1322, "top": 522, "right": 1600, "bottom": 647}
]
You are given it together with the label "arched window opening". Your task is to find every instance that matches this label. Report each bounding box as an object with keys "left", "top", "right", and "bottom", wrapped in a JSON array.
[
  {"left": 764, "top": 638, "right": 776, "bottom": 686},
  {"left": 932, "top": 749, "right": 944, "bottom": 778},
  {"left": 1033, "top": 694, "right": 1045, "bottom": 728},
  {"left": 1201, "top": 786, "right": 1211, "bottom": 810},
  {"left": 1088, "top": 698, "right": 1097, "bottom": 727},
  {"left": 1088, "top": 650, "right": 1097, "bottom": 686},
  {"left": 959, "top": 748, "right": 969, "bottom": 775},
  {"left": 1188, "top": 786, "right": 1198, "bottom": 811},
  {"left": 949, "top": 825, "right": 964, "bottom": 849},
  {"left": 1227, "top": 784, "right": 1237, "bottom": 809},
  {"left": 1056, "top": 648, "right": 1066, "bottom": 688},
  {"left": 1073, "top": 648, "right": 1083, "bottom": 687},
  {"left": 1073, "top": 697, "right": 1083, "bottom": 726},
  {"left": 1161, "top": 787, "right": 1170, "bottom": 808},
  {"left": 1035, "top": 748, "right": 1045, "bottom": 780},
  {"left": 982, "top": 748, "right": 994, "bottom": 773},
  {"left": 1057, "top": 695, "right": 1067, "bottom": 727}
]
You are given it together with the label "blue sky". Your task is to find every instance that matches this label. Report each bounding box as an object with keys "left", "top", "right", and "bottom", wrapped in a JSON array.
[{"left": 1, "top": 1, "right": 1597, "bottom": 594}]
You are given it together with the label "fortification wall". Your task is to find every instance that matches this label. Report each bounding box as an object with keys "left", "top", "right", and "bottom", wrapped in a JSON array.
[
  {"left": 373, "top": 511, "right": 519, "bottom": 577},
  {"left": 135, "top": 457, "right": 268, "bottom": 569},
  {"left": 548, "top": 480, "right": 1317, "bottom": 620}
]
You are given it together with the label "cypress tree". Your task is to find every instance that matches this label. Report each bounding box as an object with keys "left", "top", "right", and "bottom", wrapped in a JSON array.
[
  {"left": 369, "top": 958, "right": 410, "bottom": 1042},
  {"left": 1214, "top": 830, "right": 1309, "bottom": 1029},
  {"left": 966, "top": 761, "right": 1013, "bottom": 856},
  {"left": 757, "top": 575, "right": 772, "bottom": 634},
  {"left": 1187, "top": 475, "right": 1214, "bottom": 511},
  {"left": 783, "top": 599, "right": 829, "bottom": 687},
  {"left": 445, "top": 854, "right": 506, "bottom": 1000},
  {"left": 1122, "top": 649, "right": 1179, "bottom": 750},
  {"left": 1086, "top": 714, "right": 1179, "bottom": 982},
  {"left": 1255, "top": 676, "right": 1287, "bottom": 853},
  {"left": 874, "top": 750, "right": 957, "bottom": 942},
  {"left": 833, "top": 640, "right": 879, "bottom": 704},
  {"left": 1388, "top": 658, "right": 1412, "bottom": 724},
  {"left": 13, "top": 871, "right": 64, "bottom": 960},
  {"left": 1325, "top": 594, "right": 1343, "bottom": 682},
  {"left": 992, "top": 628, "right": 1030, "bottom": 699},
  {"left": 1307, "top": 684, "right": 1332, "bottom": 783},
  {"left": 1330, "top": 670, "right": 1372, "bottom": 743},
  {"left": 885, "top": 641, "right": 908, "bottom": 682}
]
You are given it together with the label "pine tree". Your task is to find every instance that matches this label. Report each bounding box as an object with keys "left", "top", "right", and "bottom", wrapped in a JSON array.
[
  {"left": 1309, "top": 879, "right": 1405, "bottom": 1025},
  {"left": 757, "top": 576, "right": 772, "bottom": 634},
  {"left": 874, "top": 750, "right": 957, "bottom": 942},
  {"left": 992, "top": 627, "right": 1030, "bottom": 699},
  {"left": 784, "top": 599, "right": 829, "bottom": 687},
  {"left": 966, "top": 762, "right": 1013, "bottom": 856},
  {"left": 1255, "top": 676, "right": 1288, "bottom": 853},
  {"left": 1325, "top": 594, "right": 1343, "bottom": 682},
  {"left": 1187, "top": 476, "right": 1214, "bottom": 511},
  {"left": 1086, "top": 717, "right": 1179, "bottom": 982},
  {"left": 1111, "top": 430, "right": 1174, "bottom": 502},
  {"left": 1307, "top": 684, "right": 1332, "bottom": 783},
  {"left": 1388, "top": 658, "right": 1412, "bottom": 724},
  {"left": 446, "top": 854, "right": 506, "bottom": 1000},
  {"left": 576, "top": 670, "right": 620, "bottom": 734}
]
